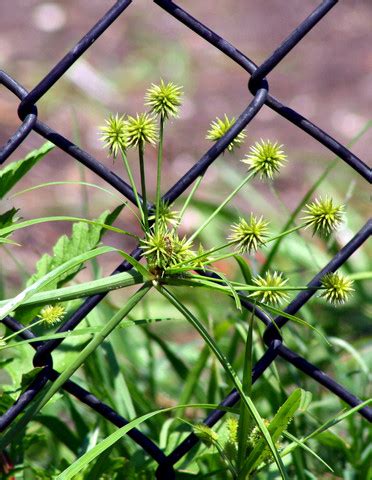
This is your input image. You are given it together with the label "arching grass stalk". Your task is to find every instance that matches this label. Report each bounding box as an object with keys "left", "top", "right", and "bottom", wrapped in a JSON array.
[
  {"left": 0, "top": 284, "right": 151, "bottom": 451},
  {"left": 237, "top": 305, "right": 255, "bottom": 472},
  {"left": 189, "top": 172, "right": 255, "bottom": 242},
  {"left": 157, "top": 286, "right": 288, "bottom": 479},
  {"left": 0, "top": 304, "right": 65, "bottom": 347},
  {"left": 166, "top": 224, "right": 305, "bottom": 273},
  {"left": 120, "top": 149, "right": 145, "bottom": 227},
  {"left": 138, "top": 140, "right": 149, "bottom": 231},
  {"left": 155, "top": 118, "right": 164, "bottom": 234}
]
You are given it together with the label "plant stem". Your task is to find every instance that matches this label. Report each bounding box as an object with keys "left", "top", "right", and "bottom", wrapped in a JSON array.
[
  {"left": 1, "top": 316, "right": 47, "bottom": 344},
  {"left": 158, "top": 286, "right": 287, "bottom": 479},
  {"left": 138, "top": 141, "right": 149, "bottom": 231},
  {"left": 155, "top": 117, "right": 164, "bottom": 234},
  {"left": 0, "top": 284, "right": 151, "bottom": 450},
  {"left": 237, "top": 308, "right": 254, "bottom": 474},
  {"left": 120, "top": 149, "right": 144, "bottom": 226},
  {"left": 189, "top": 172, "right": 255, "bottom": 242}
]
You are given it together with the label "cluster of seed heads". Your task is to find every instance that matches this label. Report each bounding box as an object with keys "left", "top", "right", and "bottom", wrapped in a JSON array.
[
  {"left": 100, "top": 80, "right": 183, "bottom": 158},
  {"left": 99, "top": 81, "right": 354, "bottom": 307}
]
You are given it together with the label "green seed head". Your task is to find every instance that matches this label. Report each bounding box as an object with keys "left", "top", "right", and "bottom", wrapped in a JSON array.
[
  {"left": 126, "top": 112, "right": 158, "bottom": 148},
  {"left": 302, "top": 196, "right": 344, "bottom": 237},
  {"left": 226, "top": 417, "right": 239, "bottom": 444},
  {"left": 193, "top": 423, "right": 219, "bottom": 447},
  {"left": 206, "top": 114, "right": 246, "bottom": 152},
  {"left": 145, "top": 79, "right": 183, "bottom": 120},
  {"left": 242, "top": 139, "right": 287, "bottom": 179},
  {"left": 38, "top": 304, "right": 65, "bottom": 326},
  {"left": 250, "top": 271, "right": 289, "bottom": 306},
  {"left": 141, "top": 228, "right": 193, "bottom": 271},
  {"left": 320, "top": 272, "right": 354, "bottom": 305},
  {"left": 99, "top": 113, "right": 128, "bottom": 159},
  {"left": 149, "top": 201, "right": 180, "bottom": 230},
  {"left": 228, "top": 214, "right": 269, "bottom": 254}
]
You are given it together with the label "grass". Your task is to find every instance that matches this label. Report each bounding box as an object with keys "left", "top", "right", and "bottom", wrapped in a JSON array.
[{"left": 0, "top": 83, "right": 370, "bottom": 479}]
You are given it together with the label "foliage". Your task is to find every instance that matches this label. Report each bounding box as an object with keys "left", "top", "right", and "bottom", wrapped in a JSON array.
[{"left": 0, "top": 80, "right": 370, "bottom": 480}]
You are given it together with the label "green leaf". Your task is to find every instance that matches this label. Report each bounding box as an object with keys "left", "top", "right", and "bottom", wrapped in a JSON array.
[
  {"left": 240, "top": 388, "right": 307, "bottom": 477},
  {"left": 0, "top": 142, "right": 54, "bottom": 199},
  {"left": 233, "top": 255, "right": 252, "bottom": 284},
  {"left": 36, "top": 415, "right": 81, "bottom": 454},
  {"left": 55, "top": 403, "right": 234, "bottom": 480},
  {"left": 0, "top": 245, "right": 117, "bottom": 321},
  {"left": 144, "top": 329, "right": 189, "bottom": 380},
  {"left": 159, "top": 287, "right": 288, "bottom": 480},
  {"left": 27, "top": 205, "right": 124, "bottom": 289},
  {"left": 0, "top": 208, "right": 20, "bottom": 239},
  {"left": 316, "top": 430, "right": 349, "bottom": 454},
  {"left": 20, "top": 367, "right": 44, "bottom": 391}
]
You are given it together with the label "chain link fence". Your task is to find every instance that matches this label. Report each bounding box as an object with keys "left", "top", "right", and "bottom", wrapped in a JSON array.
[{"left": 0, "top": 0, "right": 371, "bottom": 478}]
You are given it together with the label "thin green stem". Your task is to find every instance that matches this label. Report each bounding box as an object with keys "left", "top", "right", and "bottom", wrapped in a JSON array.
[
  {"left": 0, "top": 284, "right": 151, "bottom": 450},
  {"left": 167, "top": 224, "right": 305, "bottom": 272},
  {"left": 177, "top": 175, "right": 204, "bottom": 226},
  {"left": 120, "top": 149, "right": 144, "bottom": 226},
  {"left": 265, "top": 224, "right": 305, "bottom": 244},
  {"left": 189, "top": 172, "right": 255, "bottom": 242},
  {"left": 158, "top": 286, "right": 287, "bottom": 479},
  {"left": 138, "top": 141, "right": 149, "bottom": 231},
  {"left": 155, "top": 117, "right": 164, "bottom": 234},
  {"left": 237, "top": 308, "right": 254, "bottom": 474},
  {"left": 1, "top": 316, "right": 46, "bottom": 344}
]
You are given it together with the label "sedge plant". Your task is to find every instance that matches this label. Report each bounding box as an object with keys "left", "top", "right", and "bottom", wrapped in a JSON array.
[{"left": 0, "top": 80, "right": 369, "bottom": 480}]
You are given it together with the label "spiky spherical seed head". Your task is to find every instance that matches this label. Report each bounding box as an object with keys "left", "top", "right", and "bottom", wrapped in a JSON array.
[
  {"left": 148, "top": 201, "right": 180, "bottom": 230},
  {"left": 169, "top": 233, "right": 194, "bottom": 267},
  {"left": 302, "top": 196, "right": 344, "bottom": 237},
  {"left": 126, "top": 112, "right": 158, "bottom": 148},
  {"left": 38, "top": 304, "right": 65, "bottom": 326},
  {"left": 141, "top": 228, "right": 193, "bottom": 271},
  {"left": 242, "top": 139, "right": 287, "bottom": 179},
  {"left": 320, "top": 272, "right": 354, "bottom": 305},
  {"left": 206, "top": 114, "right": 246, "bottom": 152},
  {"left": 250, "top": 271, "right": 289, "bottom": 306},
  {"left": 99, "top": 113, "right": 128, "bottom": 159},
  {"left": 145, "top": 79, "right": 183, "bottom": 120},
  {"left": 140, "top": 228, "right": 170, "bottom": 270},
  {"left": 193, "top": 424, "right": 219, "bottom": 447},
  {"left": 228, "top": 214, "right": 269, "bottom": 254}
]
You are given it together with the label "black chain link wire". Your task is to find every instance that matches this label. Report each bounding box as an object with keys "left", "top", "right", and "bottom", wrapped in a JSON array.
[{"left": 0, "top": 1, "right": 371, "bottom": 478}]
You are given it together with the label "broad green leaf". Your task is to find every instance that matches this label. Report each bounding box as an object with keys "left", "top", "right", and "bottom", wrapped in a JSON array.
[
  {"left": 27, "top": 205, "right": 124, "bottom": 289},
  {"left": 0, "top": 142, "right": 54, "bottom": 199},
  {"left": 240, "top": 388, "right": 307, "bottom": 477},
  {"left": 0, "top": 245, "right": 116, "bottom": 321}
]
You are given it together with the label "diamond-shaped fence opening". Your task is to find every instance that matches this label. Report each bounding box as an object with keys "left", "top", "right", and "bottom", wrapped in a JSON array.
[{"left": 0, "top": 1, "right": 371, "bottom": 478}]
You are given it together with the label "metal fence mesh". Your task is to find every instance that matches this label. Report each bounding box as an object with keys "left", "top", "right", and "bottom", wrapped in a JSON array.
[{"left": 0, "top": 0, "right": 371, "bottom": 478}]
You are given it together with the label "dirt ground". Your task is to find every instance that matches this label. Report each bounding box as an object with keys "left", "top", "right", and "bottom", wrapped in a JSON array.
[{"left": 0, "top": 0, "right": 371, "bottom": 285}]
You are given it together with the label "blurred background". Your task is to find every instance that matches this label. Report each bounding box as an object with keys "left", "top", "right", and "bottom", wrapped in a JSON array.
[{"left": 0, "top": 0, "right": 371, "bottom": 290}]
